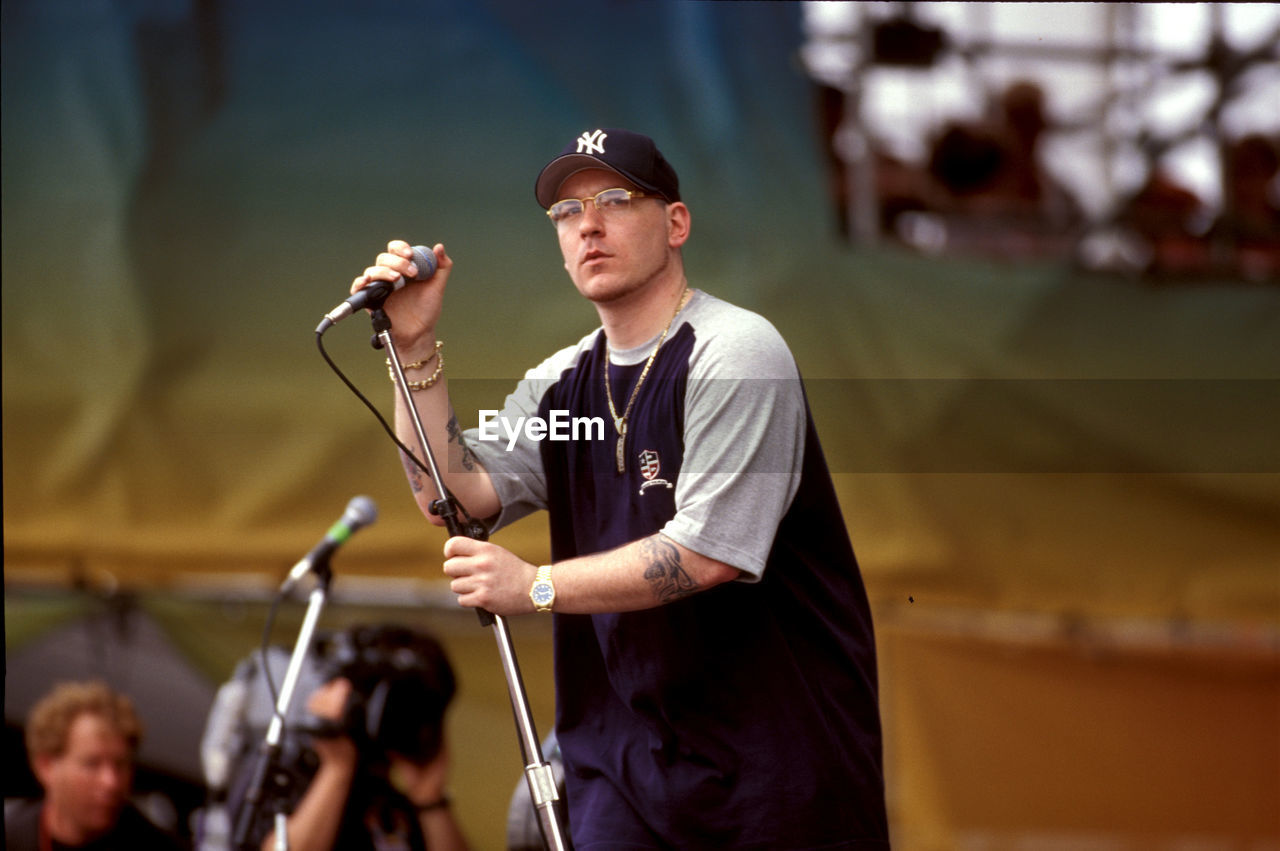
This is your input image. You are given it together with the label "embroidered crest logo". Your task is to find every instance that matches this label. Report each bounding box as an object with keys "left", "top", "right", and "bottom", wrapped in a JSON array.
[
  {"left": 639, "top": 450, "right": 660, "bottom": 480},
  {"left": 577, "top": 129, "right": 607, "bottom": 155},
  {"left": 638, "top": 449, "right": 673, "bottom": 494}
]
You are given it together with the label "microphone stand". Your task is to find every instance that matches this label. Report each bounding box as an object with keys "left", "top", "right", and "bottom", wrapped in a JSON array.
[
  {"left": 231, "top": 559, "right": 334, "bottom": 851},
  {"left": 372, "top": 307, "right": 569, "bottom": 851}
]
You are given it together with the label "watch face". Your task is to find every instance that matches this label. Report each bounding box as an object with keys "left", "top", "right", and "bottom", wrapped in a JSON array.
[{"left": 531, "top": 582, "right": 554, "bottom": 606}]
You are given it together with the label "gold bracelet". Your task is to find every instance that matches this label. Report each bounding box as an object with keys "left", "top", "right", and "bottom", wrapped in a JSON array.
[
  {"left": 389, "top": 340, "right": 443, "bottom": 371},
  {"left": 387, "top": 341, "right": 444, "bottom": 390}
]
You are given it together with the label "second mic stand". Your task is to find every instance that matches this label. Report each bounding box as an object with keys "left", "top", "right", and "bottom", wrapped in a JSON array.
[
  {"left": 373, "top": 307, "right": 568, "bottom": 851},
  {"left": 232, "top": 560, "right": 333, "bottom": 851}
]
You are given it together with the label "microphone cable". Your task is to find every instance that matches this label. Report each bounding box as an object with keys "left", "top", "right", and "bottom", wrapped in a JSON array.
[{"left": 313, "top": 329, "right": 486, "bottom": 535}]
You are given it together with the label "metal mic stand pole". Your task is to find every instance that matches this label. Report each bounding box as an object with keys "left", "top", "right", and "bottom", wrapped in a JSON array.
[
  {"left": 371, "top": 307, "right": 568, "bottom": 851},
  {"left": 231, "top": 562, "right": 334, "bottom": 851}
]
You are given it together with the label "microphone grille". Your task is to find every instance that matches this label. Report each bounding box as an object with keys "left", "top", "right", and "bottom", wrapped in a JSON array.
[
  {"left": 345, "top": 495, "right": 379, "bottom": 529},
  {"left": 409, "top": 245, "right": 438, "bottom": 281}
]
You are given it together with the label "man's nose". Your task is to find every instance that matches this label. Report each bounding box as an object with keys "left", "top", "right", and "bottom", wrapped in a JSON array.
[
  {"left": 97, "top": 763, "right": 129, "bottom": 792},
  {"left": 578, "top": 200, "right": 606, "bottom": 235}
]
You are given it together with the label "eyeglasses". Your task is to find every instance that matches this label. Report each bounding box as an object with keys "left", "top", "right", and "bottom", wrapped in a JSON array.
[{"left": 546, "top": 188, "right": 656, "bottom": 226}]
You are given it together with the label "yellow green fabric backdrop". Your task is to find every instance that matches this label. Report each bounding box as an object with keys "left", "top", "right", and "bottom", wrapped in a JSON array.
[{"left": 4, "top": 2, "right": 1277, "bottom": 847}]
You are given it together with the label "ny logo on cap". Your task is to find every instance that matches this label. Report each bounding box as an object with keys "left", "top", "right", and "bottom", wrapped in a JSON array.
[{"left": 577, "top": 129, "right": 607, "bottom": 155}]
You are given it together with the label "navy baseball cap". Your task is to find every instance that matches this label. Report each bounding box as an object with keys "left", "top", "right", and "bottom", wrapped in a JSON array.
[{"left": 535, "top": 128, "right": 681, "bottom": 209}]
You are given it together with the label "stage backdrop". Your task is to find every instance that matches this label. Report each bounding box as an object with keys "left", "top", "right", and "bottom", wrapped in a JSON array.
[{"left": 4, "top": 2, "right": 1277, "bottom": 848}]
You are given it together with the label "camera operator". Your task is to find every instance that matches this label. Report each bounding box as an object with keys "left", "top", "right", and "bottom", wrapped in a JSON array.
[{"left": 249, "top": 625, "right": 469, "bottom": 851}]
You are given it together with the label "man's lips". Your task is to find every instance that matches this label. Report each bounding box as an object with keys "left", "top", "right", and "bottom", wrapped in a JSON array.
[{"left": 581, "top": 247, "right": 611, "bottom": 267}]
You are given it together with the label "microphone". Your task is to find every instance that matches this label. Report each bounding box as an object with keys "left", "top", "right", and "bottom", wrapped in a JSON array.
[
  {"left": 281, "top": 496, "right": 378, "bottom": 591},
  {"left": 316, "top": 245, "right": 437, "bottom": 333}
]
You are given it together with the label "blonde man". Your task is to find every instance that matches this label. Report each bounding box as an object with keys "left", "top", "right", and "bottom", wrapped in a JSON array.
[{"left": 5, "top": 681, "right": 183, "bottom": 850}]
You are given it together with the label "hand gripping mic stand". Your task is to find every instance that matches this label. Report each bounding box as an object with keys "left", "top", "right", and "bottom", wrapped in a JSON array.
[
  {"left": 371, "top": 306, "right": 569, "bottom": 851},
  {"left": 232, "top": 557, "right": 335, "bottom": 851}
]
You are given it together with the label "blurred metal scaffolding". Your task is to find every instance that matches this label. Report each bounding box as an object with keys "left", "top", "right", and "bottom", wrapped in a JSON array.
[{"left": 801, "top": 2, "right": 1280, "bottom": 281}]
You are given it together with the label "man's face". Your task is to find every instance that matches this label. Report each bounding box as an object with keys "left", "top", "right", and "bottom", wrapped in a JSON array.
[
  {"left": 553, "top": 168, "right": 687, "bottom": 305},
  {"left": 34, "top": 713, "right": 134, "bottom": 840}
]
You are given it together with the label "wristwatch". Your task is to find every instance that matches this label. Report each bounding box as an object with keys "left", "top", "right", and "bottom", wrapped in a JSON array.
[{"left": 529, "top": 564, "right": 556, "bottom": 613}]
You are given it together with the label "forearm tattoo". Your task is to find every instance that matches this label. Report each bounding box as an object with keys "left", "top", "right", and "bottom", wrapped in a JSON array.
[
  {"left": 400, "top": 449, "right": 424, "bottom": 494},
  {"left": 641, "top": 535, "right": 699, "bottom": 604},
  {"left": 446, "top": 406, "right": 478, "bottom": 471}
]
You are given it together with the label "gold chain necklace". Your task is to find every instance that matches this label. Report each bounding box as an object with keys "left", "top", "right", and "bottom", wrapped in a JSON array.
[{"left": 604, "top": 288, "right": 691, "bottom": 473}]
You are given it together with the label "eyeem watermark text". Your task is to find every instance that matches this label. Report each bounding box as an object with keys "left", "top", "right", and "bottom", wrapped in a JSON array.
[{"left": 477, "top": 410, "right": 605, "bottom": 451}]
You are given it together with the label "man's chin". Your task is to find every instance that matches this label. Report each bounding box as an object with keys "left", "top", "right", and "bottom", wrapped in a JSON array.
[
  {"left": 576, "top": 276, "right": 641, "bottom": 305},
  {"left": 85, "top": 803, "right": 126, "bottom": 832}
]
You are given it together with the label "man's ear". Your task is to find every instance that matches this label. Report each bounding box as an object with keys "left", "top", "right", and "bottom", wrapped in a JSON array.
[
  {"left": 32, "top": 753, "right": 56, "bottom": 787},
  {"left": 666, "top": 202, "right": 691, "bottom": 248}
]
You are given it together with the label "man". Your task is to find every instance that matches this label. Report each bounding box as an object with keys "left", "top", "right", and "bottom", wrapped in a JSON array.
[
  {"left": 353, "top": 128, "right": 888, "bottom": 848},
  {"left": 238, "top": 625, "right": 470, "bottom": 851},
  {"left": 5, "top": 680, "right": 184, "bottom": 850}
]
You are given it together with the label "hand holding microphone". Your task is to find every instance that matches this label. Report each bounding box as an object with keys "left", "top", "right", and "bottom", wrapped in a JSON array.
[{"left": 318, "top": 242, "right": 441, "bottom": 333}]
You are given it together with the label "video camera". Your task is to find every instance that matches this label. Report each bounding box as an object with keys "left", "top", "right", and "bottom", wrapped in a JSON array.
[
  {"left": 316, "top": 623, "right": 456, "bottom": 765},
  {"left": 196, "top": 624, "right": 456, "bottom": 850}
]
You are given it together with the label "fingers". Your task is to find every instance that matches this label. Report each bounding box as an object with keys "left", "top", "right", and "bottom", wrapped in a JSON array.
[
  {"left": 442, "top": 559, "right": 480, "bottom": 605},
  {"left": 388, "top": 745, "right": 450, "bottom": 804},
  {"left": 393, "top": 241, "right": 452, "bottom": 279},
  {"left": 441, "top": 537, "right": 496, "bottom": 606},
  {"left": 439, "top": 539, "right": 536, "bottom": 615},
  {"left": 388, "top": 240, "right": 451, "bottom": 278},
  {"left": 350, "top": 240, "right": 447, "bottom": 295},
  {"left": 441, "top": 538, "right": 494, "bottom": 582},
  {"left": 442, "top": 535, "right": 483, "bottom": 559},
  {"left": 429, "top": 243, "right": 452, "bottom": 273},
  {"left": 441, "top": 537, "right": 476, "bottom": 582},
  {"left": 350, "top": 261, "right": 400, "bottom": 295},
  {"left": 306, "top": 677, "right": 353, "bottom": 719}
]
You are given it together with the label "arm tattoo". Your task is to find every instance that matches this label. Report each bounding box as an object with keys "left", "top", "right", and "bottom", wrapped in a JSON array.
[
  {"left": 446, "top": 407, "right": 478, "bottom": 471},
  {"left": 641, "top": 535, "right": 700, "bottom": 604},
  {"left": 399, "top": 449, "right": 424, "bottom": 494}
]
